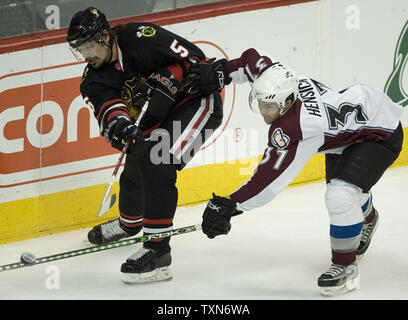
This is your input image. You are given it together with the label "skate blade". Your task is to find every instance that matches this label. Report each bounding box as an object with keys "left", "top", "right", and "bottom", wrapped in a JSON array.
[
  {"left": 121, "top": 266, "right": 173, "bottom": 284},
  {"left": 320, "top": 274, "right": 360, "bottom": 297},
  {"left": 357, "top": 216, "right": 379, "bottom": 261}
]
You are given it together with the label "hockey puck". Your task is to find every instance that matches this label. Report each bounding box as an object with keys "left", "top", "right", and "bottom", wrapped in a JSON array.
[{"left": 20, "top": 252, "right": 37, "bottom": 266}]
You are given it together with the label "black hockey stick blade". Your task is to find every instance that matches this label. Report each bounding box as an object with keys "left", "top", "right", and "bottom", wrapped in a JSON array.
[
  {"left": 0, "top": 223, "right": 201, "bottom": 272},
  {"left": 109, "top": 193, "right": 116, "bottom": 208},
  {"left": 97, "top": 193, "right": 116, "bottom": 217}
]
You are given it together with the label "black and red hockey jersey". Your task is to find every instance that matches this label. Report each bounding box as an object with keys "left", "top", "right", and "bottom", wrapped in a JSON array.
[{"left": 80, "top": 22, "right": 206, "bottom": 133}]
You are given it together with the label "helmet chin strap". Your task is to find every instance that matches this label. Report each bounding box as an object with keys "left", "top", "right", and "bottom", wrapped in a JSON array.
[
  {"left": 97, "top": 33, "right": 114, "bottom": 64},
  {"left": 101, "top": 38, "right": 114, "bottom": 64},
  {"left": 279, "top": 98, "right": 296, "bottom": 116}
]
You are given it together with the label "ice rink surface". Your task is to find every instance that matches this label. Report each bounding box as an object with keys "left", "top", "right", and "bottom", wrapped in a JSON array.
[{"left": 1, "top": 166, "right": 407, "bottom": 301}]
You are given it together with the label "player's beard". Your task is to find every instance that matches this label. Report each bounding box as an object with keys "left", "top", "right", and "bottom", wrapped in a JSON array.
[
  {"left": 86, "top": 57, "right": 100, "bottom": 68},
  {"left": 87, "top": 46, "right": 112, "bottom": 69}
]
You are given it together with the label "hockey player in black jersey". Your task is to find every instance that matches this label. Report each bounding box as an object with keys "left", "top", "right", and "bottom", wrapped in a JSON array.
[{"left": 67, "top": 7, "right": 230, "bottom": 283}]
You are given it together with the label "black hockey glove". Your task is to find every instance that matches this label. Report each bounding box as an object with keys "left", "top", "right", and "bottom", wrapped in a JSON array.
[
  {"left": 182, "top": 58, "right": 232, "bottom": 96},
  {"left": 137, "top": 68, "right": 181, "bottom": 118},
  {"left": 121, "top": 75, "right": 151, "bottom": 117},
  {"left": 104, "top": 114, "right": 143, "bottom": 151},
  {"left": 202, "top": 193, "right": 243, "bottom": 239}
]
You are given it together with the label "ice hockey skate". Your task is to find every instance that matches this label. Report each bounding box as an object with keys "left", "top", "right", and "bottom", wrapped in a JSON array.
[
  {"left": 87, "top": 218, "right": 141, "bottom": 245},
  {"left": 357, "top": 209, "right": 379, "bottom": 260},
  {"left": 121, "top": 247, "right": 172, "bottom": 284},
  {"left": 318, "top": 262, "right": 360, "bottom": 296}
]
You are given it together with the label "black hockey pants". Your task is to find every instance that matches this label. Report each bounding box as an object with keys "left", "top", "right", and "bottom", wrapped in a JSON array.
[
  {"left": 119, "top": 92, "right": 223, "bottom": 253},
  {"left": 325, "top": 122, "right": 404, "bottom": 192}
]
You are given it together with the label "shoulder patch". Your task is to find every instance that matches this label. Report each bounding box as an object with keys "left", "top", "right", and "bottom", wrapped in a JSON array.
[
  {"left": 136, "top": 25, "right": 156, "bottom": 38},
  {"left": 80, "top": 66, "right": 89, "bottom": 84},
  {"left": 271, "top": 127, "right": 290, "bottom": 149}
]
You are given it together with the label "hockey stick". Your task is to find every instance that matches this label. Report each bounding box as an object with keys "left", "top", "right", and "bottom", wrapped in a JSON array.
[
  {"left": 96, "top": 142, "right": 128, "bottom": 217},
  {"left": 99, "top": 193, "right": 117, "bottom": 216},
  {"left": 97, "top": 100, "right": 149, "bottom": 217},
  {"left": 0, "top": 224, "right": 201, "bottom": 272}
]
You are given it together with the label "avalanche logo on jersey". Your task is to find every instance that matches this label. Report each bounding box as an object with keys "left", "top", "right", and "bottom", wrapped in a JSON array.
[
  {"left": 271, "top": 128, "right": 290, "bottom": 149},
  {"left": 324, "top": 102, "right": 368, "bottom": 130},
  {"left": 136, "top": 26, "right": 157, "bottom": 38}
]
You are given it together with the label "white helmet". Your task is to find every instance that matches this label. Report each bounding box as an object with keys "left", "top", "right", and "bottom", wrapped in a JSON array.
[{"left": 249, "top": 64, "right": 299, "bottom": 116}]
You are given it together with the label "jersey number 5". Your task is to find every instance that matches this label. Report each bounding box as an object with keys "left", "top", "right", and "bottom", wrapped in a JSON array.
[{"left": 170, "top": 39, "right": 189, "bottom": 58}]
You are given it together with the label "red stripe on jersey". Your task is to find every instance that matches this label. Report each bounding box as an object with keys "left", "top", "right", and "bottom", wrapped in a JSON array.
[
  {"left": 172, "top": 96, "right": 210, "bottom": 158},
  {"left": 121, "top": 220, "right": 142, "bottom": 228},
  {"left": 120, "top": 212, "right": 142, "bottom": 220},
  {"left": 107, "top": 109, "right": 130, "bottom": 122},
  {"left": 96, "top": 98, "right": 123, "bottom": 120},
  {"left": 143, "top": 218, "right": 173, "bottom": 225}
]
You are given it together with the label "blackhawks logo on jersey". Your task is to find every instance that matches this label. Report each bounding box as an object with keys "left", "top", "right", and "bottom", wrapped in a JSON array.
[
  {"left": 136, "top": 26, "right": 157, "bottom": 38},
  {"left": 384, "top": 19, "right": 408, "bottom": 107},
  {"left": 121, "top": 75, "right": 146, "bottom": 119}
]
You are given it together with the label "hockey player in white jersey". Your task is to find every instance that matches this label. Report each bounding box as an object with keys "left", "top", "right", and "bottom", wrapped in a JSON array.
[{"left": 198, "top": 48, "right": 404, "bottom": 296}]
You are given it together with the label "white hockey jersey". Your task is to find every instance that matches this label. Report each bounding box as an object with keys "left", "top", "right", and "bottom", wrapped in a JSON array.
[{"left": 228, "top": 48, "right": 403, "bottom": 211}]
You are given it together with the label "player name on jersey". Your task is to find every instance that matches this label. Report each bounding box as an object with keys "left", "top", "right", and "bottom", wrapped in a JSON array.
[{"left": 298, "top": 78, "right": 322, "bottom": 118}]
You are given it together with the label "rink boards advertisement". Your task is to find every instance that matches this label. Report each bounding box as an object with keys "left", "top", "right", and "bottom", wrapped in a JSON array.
[{"left": 1, "top": 0, "right": 408, "bottom": 243}]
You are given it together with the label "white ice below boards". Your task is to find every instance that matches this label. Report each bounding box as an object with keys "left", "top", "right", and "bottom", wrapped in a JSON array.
[{"left": 1, "top": 166, "right": 407, "bottom": 300}]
